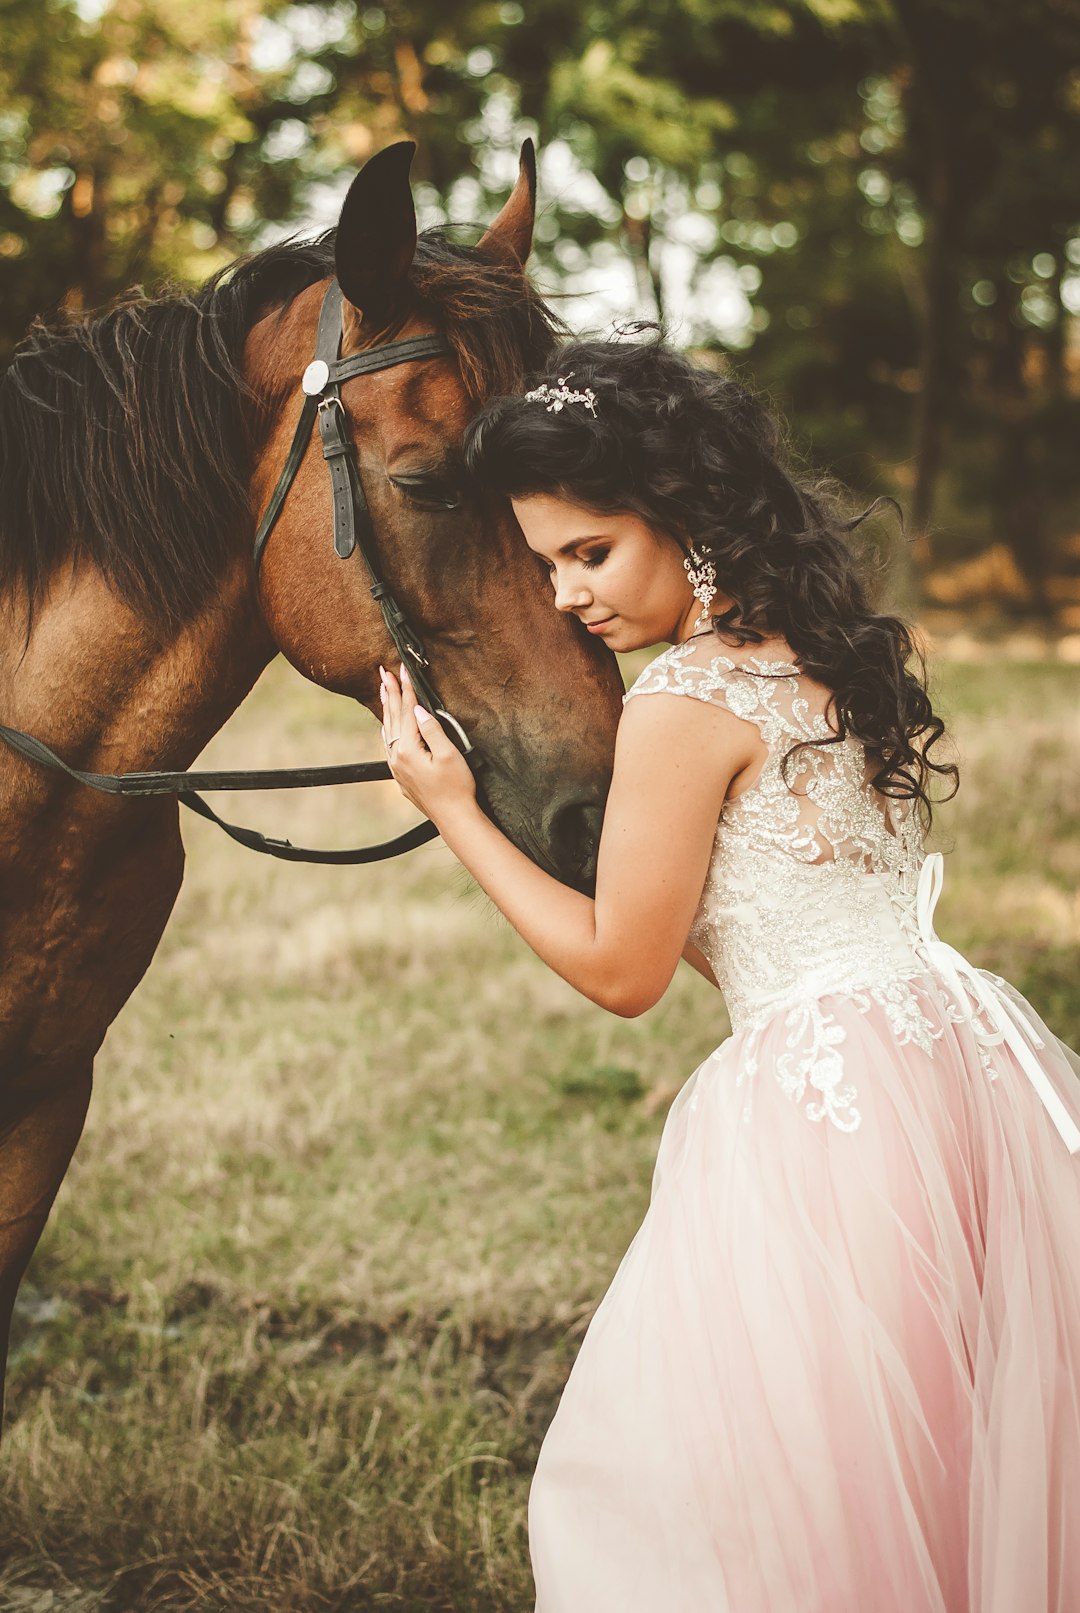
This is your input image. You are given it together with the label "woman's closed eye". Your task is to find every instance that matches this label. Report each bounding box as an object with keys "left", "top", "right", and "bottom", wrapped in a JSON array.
[
  {"left": 539, "top": 549, "right": 610, "bottom": 577},
  {"left": 531, "top": 551, "right": 609, "bottom": 590}
]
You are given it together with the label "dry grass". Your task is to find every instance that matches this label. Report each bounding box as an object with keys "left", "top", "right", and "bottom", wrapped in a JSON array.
[{"left": 2, "top": 652, "right": 1078, "bottom": 1610}]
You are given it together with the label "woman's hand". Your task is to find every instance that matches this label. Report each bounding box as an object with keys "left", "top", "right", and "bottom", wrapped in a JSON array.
[{"left": 379, "top": 662, "right": 478, "bottom": 827}]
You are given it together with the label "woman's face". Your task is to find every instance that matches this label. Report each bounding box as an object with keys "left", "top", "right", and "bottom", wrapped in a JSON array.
[{"left": 510, "top": 493, "right": 709, "bottom": 652}]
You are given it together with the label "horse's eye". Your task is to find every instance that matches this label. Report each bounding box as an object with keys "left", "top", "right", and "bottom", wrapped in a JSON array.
[{"left": 390, "top": 473, "right": 462, "bottom": 511}]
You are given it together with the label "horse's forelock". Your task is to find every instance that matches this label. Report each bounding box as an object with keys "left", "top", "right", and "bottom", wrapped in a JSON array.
[{"left": 408, "top": 229, "right": 567, "bottom": 401}]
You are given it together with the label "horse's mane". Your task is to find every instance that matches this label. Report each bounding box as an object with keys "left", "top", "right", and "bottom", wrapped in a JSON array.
[{"left": 0, "top": 229, "right": 564, "bottom": 629}]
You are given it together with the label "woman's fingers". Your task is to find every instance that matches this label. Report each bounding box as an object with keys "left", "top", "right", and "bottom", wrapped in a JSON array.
[
  {"left": 412, "top": 700, "right": 454, "bottom": 754},
  {"left": 383, "top": 662, "right": 456, "bottom": 761},
  {"left": 377, "top": 662, "right": 477, "bottom": 820},
  {"left": 380, "top": 663, "right": 429, "bottom": 759},
  {"left": 379, "top": 664, "right": 403, "bottom": 748},
  {"left": 385, "top": 664, "right": 417, "bottom": 740},
  {"left": 397, "top": 662, "right": 419, "bottom": 737}
]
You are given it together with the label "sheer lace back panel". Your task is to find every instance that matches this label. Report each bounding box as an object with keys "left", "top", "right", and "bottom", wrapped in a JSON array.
[{"left": 622, "top": 636, "right": 928, "bottom": 1040}]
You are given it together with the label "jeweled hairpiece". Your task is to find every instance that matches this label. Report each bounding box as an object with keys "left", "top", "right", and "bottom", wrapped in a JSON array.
[{"left": 523, "top": 376, "right": 598, "bottom": 417}]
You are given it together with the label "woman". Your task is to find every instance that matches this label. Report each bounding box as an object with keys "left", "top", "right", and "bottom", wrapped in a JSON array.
[{"left": 378, "top": 332, "right": 1080, "bottom": 1612}]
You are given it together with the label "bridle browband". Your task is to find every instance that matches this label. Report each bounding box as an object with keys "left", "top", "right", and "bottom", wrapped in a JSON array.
[{"left": 0, "top": 279, "right": 481, "bottom": 864}]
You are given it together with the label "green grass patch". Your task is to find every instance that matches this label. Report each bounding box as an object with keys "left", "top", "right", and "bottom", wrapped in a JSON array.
[{"left": 2, "top": 652, "right": 1077, "bottom": 1609}]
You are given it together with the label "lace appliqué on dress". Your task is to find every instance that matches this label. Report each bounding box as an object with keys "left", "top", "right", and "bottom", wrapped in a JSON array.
[{"left": 777, "top": 999, "right": 859, "bottom": 1131}]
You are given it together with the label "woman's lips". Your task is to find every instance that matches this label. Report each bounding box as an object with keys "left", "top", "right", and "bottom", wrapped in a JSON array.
[{"left": 585, "top": 616, "right": 615, "bottom": 633}]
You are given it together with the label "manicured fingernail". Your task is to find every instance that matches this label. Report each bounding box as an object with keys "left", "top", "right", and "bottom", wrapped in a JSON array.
[
  {"left": 378, "top": 664, "right": 387, "bottom": 683},
  {"left": 414, "top": 705, "right": 432, "bottom": 723},
  {"left": 400, "top": 662, "right": 409, "bottom": 681},
  {"left": 379, "top": 685, "right": 386, "bottom": 701}
]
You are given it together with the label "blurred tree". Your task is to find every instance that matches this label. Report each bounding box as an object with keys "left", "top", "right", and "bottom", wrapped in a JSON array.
[
  {"left": 0, "top": 0, "right": 305, "bottom": 342},
  {"left": 889, "top": 0, "right": 1080, "bottom": 601},
  {"left": 488, "top": 0, "right": 1080, "bottom": 596},
  {"left": 0, "top": 0, "right": 508, "bottom": 357}
]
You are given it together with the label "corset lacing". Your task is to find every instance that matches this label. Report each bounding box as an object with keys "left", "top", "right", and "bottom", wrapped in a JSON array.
[{"left": 899, "top": 854, "right": 1079, "bottom": 1154}]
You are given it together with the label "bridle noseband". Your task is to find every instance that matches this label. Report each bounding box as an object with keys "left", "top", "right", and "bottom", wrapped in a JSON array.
[{"left": 0, "top": 279, "right": 483, "bottom": 864}]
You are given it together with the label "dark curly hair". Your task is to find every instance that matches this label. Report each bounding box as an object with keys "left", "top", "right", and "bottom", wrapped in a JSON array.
[{"left": 462, "top": 327, "right": 957, "bottom": 820}]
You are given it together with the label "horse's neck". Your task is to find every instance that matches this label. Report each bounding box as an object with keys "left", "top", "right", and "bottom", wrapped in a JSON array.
[{"left": 1, "top": 555, "right": 275, "bottom": 782}]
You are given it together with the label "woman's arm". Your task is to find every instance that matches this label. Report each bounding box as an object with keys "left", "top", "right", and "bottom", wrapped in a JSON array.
[{"left": 381, "top": 664, "right": 755, "bottom": 1016}]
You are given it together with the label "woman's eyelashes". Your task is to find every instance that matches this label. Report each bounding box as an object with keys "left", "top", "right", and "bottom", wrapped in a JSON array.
[{"left": 537, "top": 548, "right": 610, "bottom": 583}]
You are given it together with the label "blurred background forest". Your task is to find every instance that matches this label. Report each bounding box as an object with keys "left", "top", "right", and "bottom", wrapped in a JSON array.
[{"left": 2, "top": 0, "right": 1080, "bottom": 625}]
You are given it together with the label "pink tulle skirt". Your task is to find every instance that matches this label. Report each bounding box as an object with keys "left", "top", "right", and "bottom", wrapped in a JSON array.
[{"left": 529, "top": 971, "right": 1080, "bottom": 1612}]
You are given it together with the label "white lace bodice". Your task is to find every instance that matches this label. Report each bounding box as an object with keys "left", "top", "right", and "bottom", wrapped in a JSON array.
[
  {"left": 617, "top": 635, "right": 1080, "bottom": 1154},
  {"left": 623, "top": 636, "right": 936, "bottom": 1130}
]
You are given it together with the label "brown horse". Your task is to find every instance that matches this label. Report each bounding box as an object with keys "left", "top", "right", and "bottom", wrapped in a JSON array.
[{"left": 0, "top": 141, "right": 624, "bottom": 1425}]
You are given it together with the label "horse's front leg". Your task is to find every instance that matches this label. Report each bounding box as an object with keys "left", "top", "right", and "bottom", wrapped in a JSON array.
[{"left": 0, "top": 1059, "right": 94, "bottom": 1430}]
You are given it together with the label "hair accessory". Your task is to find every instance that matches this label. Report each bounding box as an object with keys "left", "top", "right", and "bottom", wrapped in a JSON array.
[
  {"left": 523, "top": 376, "right": 598, "bottom": 417},
  {"left": 684, "top": 546, "right": 717, "bottom": 619}
]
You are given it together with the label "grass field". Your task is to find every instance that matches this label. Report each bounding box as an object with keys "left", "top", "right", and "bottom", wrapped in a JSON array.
[{"left": 2, "top": 651, "right": 1078, "bottom": 1611}]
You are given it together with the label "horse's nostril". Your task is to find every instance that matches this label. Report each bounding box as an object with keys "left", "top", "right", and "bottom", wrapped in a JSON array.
[{"left": 544, "top": 794, "right": 605, "bottom": 891}]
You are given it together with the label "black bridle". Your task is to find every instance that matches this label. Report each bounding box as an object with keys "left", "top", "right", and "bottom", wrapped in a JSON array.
[{"left": 0, "top": 280, "right": 480, "bottom": 865}]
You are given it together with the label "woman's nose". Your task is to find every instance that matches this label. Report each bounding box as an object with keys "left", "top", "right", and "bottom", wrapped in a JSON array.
[{"left": 553, "top": 576, "right": 590, "bottom": 613}]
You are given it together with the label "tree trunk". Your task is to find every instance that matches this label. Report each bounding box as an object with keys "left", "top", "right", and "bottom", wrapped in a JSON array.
[
  {"left": 908, "top": 148, "right": 954, "bottom": 569},
  {"left": 890, "top": 0, "right": 976, "bottom": 581},
  {"left": 622, "top": 207, "right": 662, "bottom": 321},
  {"left": 988, "top": 293, "right": 1051, "bottom": 614},
  {"left": 63, "top": 167, "right": 110, "bottom": 313}
]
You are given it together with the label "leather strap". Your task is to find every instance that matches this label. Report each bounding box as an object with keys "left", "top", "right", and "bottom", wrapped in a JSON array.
[
  {"left": 333, "top": 333, "right": 457, "bottom": 381},
  {"left": 318, "top": 397, "right": 359, "bottom": 560},
  {"left": 251, "top": 282, "right": 467, "bottom": 750},
  {"left": 253, "top": 284, "right": 452, "bottom": 576},
  {"left": 313, "top": 282, "right": 357, "bottom": 560},
  {"left": 0, "top": 722, "right": 392, "bottom": 794},
  {"left": 0, "top": 720, "right": 439, "bottom": 864},
  {"left": 252, "top": 391, "right": 318, "bottom": 572},
  {"left": 178, "top": 789, "right": 439, "bottom": 865}
]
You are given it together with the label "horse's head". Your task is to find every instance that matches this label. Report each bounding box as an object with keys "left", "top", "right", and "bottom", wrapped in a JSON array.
[{"left": 246, "top": 142, "right": 623, "bottom": 890}]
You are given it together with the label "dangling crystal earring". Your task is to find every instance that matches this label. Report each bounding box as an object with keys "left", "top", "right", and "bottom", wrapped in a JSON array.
[{"left": 683, "top": 545, "right": 717, "bottom": 621}]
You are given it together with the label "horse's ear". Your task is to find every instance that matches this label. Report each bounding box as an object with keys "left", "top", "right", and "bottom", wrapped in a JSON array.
[
  {"left": 478, "top": 139, "right": 536, "bottom": 268},
  {"left": 335, "top": 141, "right": 418, "bottom": 323}
]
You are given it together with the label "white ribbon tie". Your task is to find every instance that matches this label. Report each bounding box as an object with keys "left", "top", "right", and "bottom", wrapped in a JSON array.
[{"left": 914, "top": 852, "right": 1080, "bottom": 1156}]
